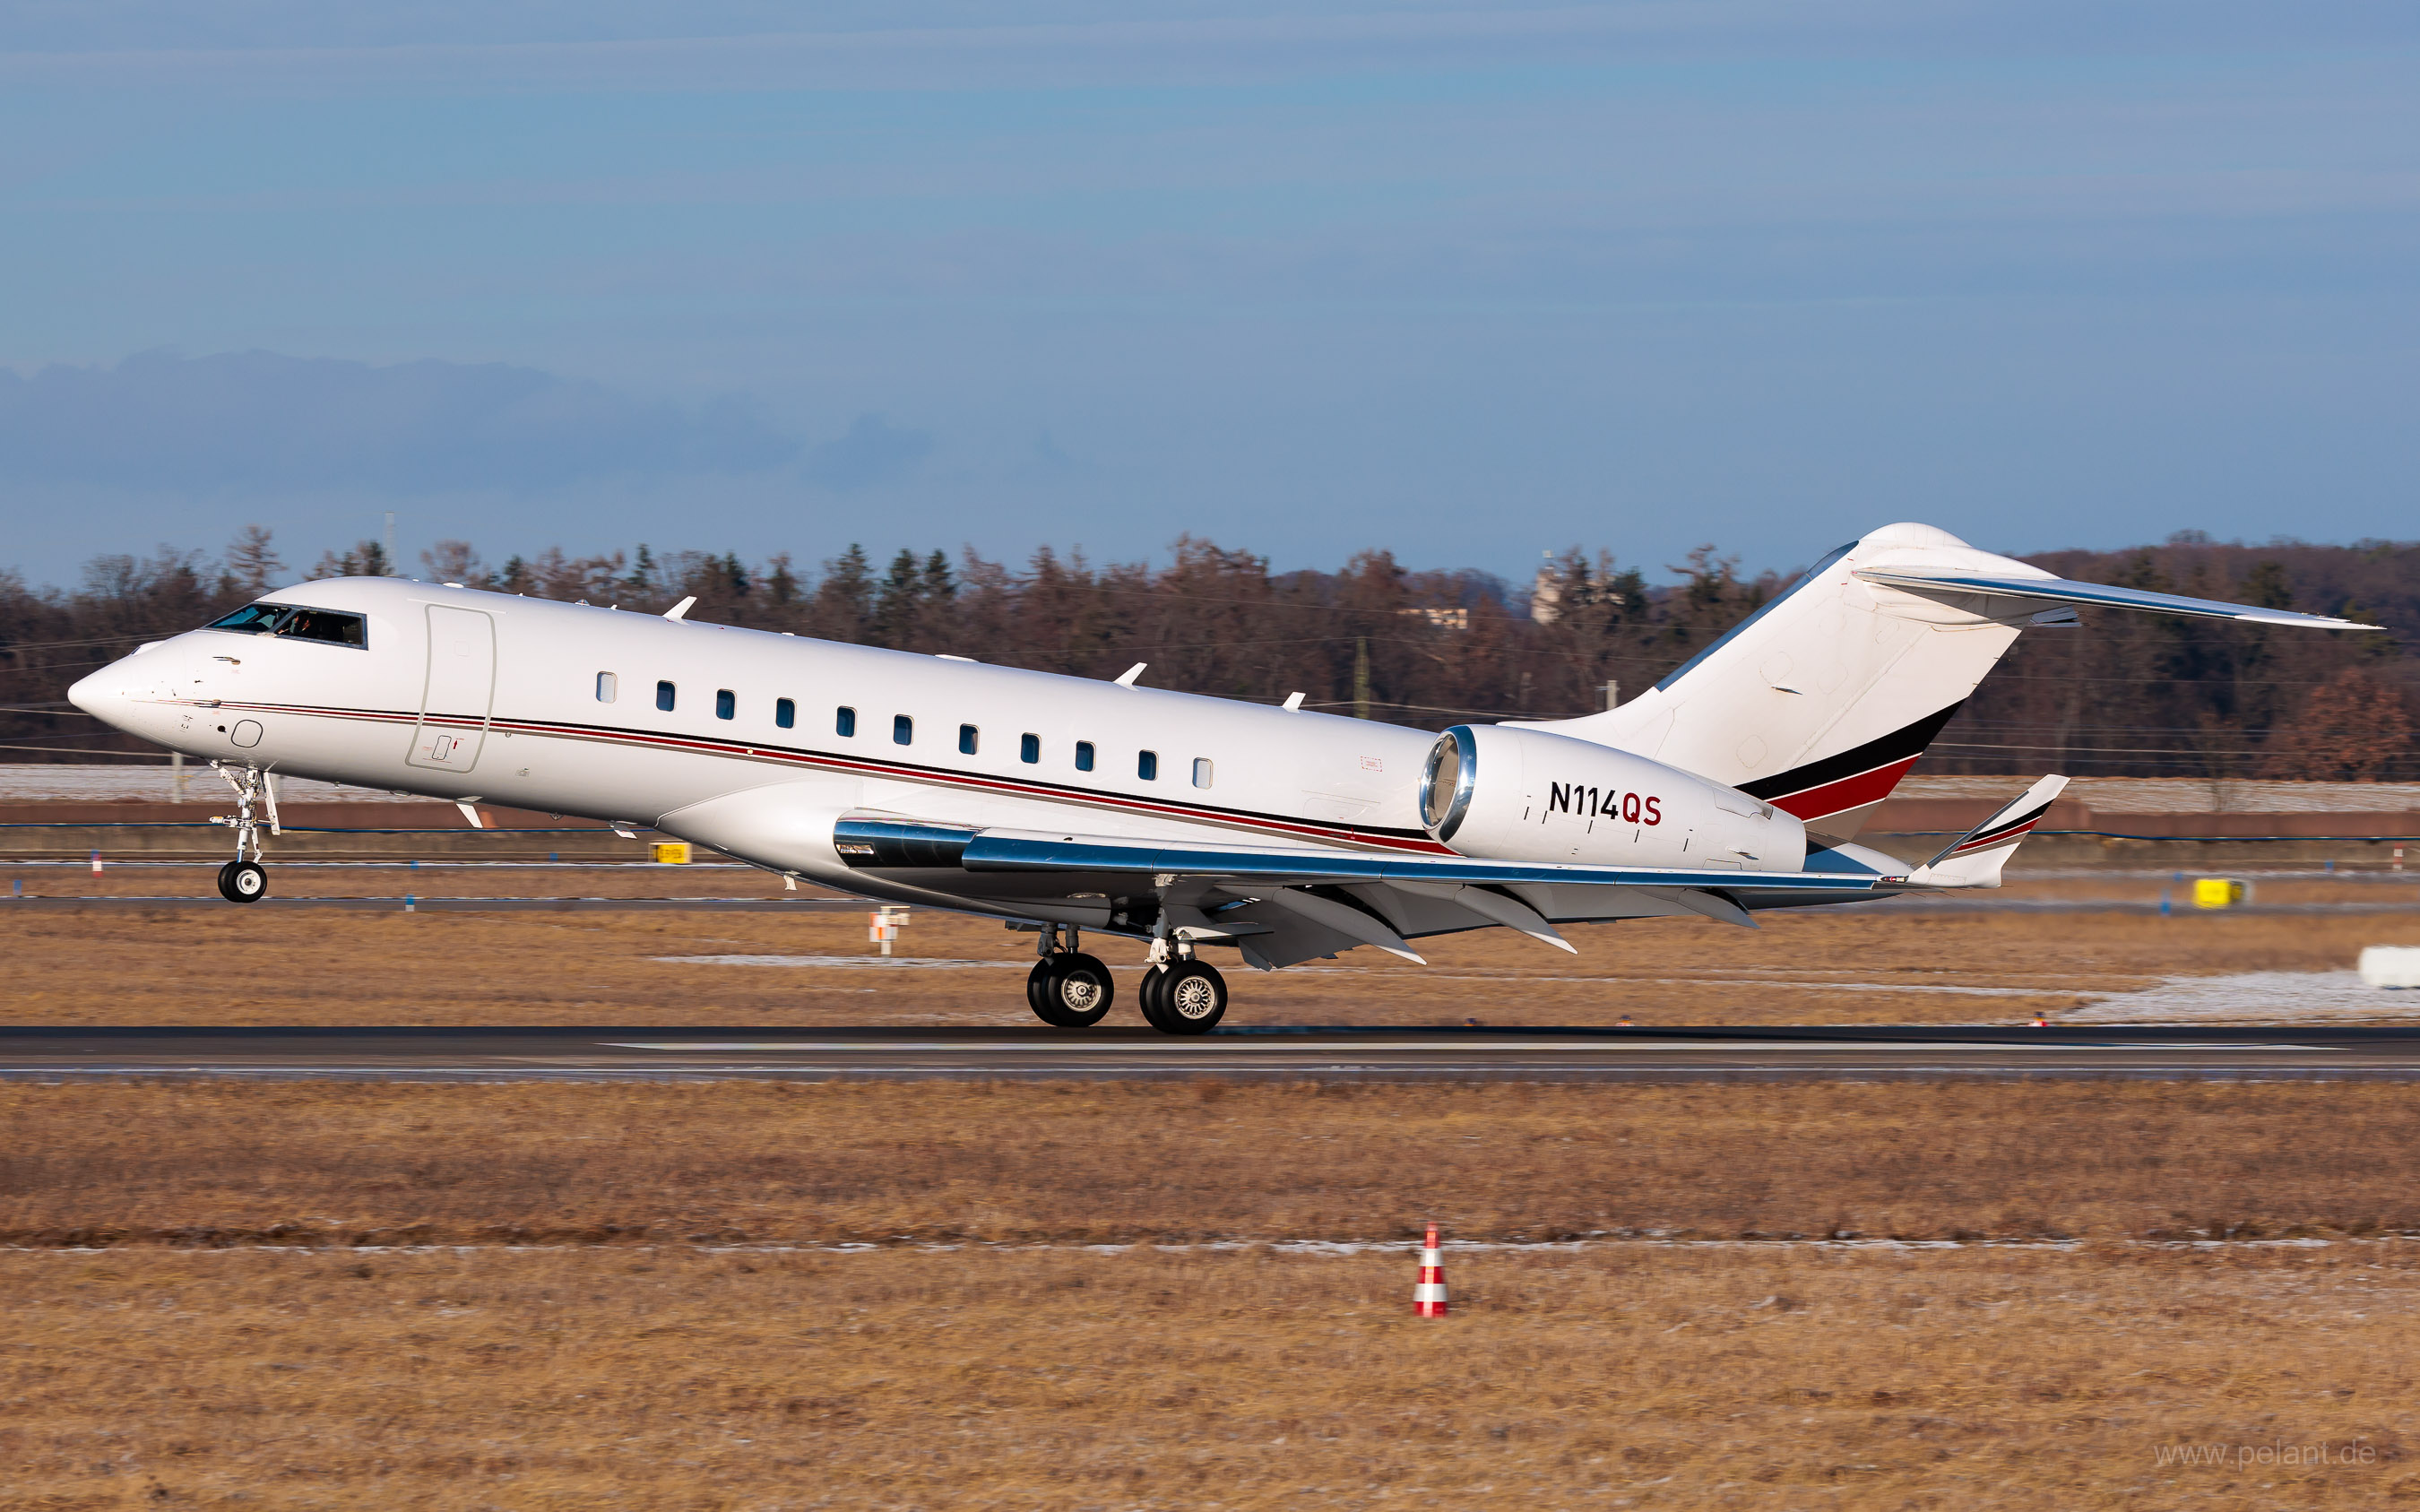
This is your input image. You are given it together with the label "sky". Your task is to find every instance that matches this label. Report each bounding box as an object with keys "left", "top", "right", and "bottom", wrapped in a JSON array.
[{"left": 3, "top": 2, "right": 2416, "bottom": 592}]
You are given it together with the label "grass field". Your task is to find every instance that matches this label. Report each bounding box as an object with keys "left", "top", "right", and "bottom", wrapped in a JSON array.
[
  {"left": 6, "top": 884, "right": 2417, "bottom": 1027},
  {"left": 6, "top": 1078, "right": 2420, "bottom": 1508},
  {"left": 12, "top": 1078, "right": 2420, "bottom": 1246},
  {"left": 9, "top": 1241, "right": 2416, "bottom": 1510}
]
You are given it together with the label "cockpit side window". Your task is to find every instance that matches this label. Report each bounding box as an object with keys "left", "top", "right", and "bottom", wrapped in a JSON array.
[
  {"left": 203, "top": 603, "right": 368, "bottom": 648},
  {"left": 274, "top": 609, "right": 368, "bottom": 647},
  {"left": 206, "top": 604, "right": 290, "bottom": 635}
]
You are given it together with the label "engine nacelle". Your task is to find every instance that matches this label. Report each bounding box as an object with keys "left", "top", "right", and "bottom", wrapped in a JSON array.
[{"left": 1418, "top": 723, "right": 1806, "bottom": 872}]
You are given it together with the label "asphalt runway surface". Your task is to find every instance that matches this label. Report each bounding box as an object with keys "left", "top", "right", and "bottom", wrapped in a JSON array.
[
  {"left": 9, "top": 895, "right": 2420, "bottom": 915},
  {"left": 11, "top": 1024, "right": 2420, "bottom": 1080}
]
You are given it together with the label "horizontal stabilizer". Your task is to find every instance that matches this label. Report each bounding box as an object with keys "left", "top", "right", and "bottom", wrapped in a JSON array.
[
  {"left": 1853, "top": 567, "right": 2377, "bottom": 630},
  {"left": 1905, "top": 774, "right": 2068, "bottom": 889}
]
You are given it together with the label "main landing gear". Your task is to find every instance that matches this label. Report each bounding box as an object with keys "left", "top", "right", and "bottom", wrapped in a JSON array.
[
  {"left": 1024, "top": 924, "right": 1231, "bottom": 1034},
  {"left": 1138, "top": 955, "right": 1228, "bottom": 1034},
  {"left": 1027, "top": 924, "right": 1115, "bottom": 1028},
  {"left": 209, "top": 763, "right": 277, "bottom": 904}
]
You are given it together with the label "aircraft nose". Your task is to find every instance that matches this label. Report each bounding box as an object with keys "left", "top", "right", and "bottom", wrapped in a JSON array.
[{"left": 68, "top": 662, "right": 133, "bottom": 727}]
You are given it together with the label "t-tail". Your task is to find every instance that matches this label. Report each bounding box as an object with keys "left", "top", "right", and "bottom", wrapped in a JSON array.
[
  {"left": 1901, "top": 774, "right": 2068, "bottom": 888},
  {"left": 1518, "top": 522, "right": 2371, "bottom": 842}
]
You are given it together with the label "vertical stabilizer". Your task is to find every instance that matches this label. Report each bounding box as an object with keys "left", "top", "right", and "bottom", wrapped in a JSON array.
[{"left": 1517, "top": 523, "right": 2053, "bottom": 839}]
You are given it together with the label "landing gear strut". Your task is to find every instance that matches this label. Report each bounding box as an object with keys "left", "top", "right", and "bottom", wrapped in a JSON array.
[
  {"left": 1025, "top": 924, "right": 1114, "bottom": 1028},
  {"left": 209, "top": 763, "right": 278, "bottom": 904},
  {"left": 1138, "top": 935, "right": 1228, "bottom": 1035}
]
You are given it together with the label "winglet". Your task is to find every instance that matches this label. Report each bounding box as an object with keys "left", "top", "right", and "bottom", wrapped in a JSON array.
[
  {"left": 1113, "top": 662, "right": 1146, "bottom": 687},
  {"left": 1905, "top": 775, "right": 2068, "bottom": 888},
  {"left": 1281, "top": 691, "right": 1306, "bottom": 712},
  {"left": 663, "top": 596, "right": 696, "bottom": 622}
]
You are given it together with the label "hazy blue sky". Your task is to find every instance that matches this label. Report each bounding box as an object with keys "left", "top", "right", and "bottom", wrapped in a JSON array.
[{"left": 4, "top": 2, "right": 2416, "bottom": 589}]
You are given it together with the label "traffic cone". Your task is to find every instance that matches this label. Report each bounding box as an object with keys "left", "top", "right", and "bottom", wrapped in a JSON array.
[{"left": 1414, "top": 1222, "right": 1449, "bottom": 1318}]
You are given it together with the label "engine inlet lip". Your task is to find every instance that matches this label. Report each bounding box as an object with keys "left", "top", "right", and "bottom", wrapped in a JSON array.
[{"left": 1419, "top": 726, "right": 1480, "bottom": 843}]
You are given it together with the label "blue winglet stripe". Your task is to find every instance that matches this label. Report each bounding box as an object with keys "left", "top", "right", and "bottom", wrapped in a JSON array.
[{"left": 959, "top": 834, "right": 1876, "bottom": 893}]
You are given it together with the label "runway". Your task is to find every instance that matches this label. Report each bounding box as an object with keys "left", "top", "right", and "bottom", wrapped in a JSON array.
[
  {"left": 10, "top": 1024, "right": 2420, "bottom": 1080},
  {"left": 9, "top": 894, "right": 2419, "bottom": 915}
]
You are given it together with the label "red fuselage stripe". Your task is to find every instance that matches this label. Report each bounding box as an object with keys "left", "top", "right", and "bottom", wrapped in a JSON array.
[{"left": 173, "top": 698, "right": 1460, "bottom": 856}]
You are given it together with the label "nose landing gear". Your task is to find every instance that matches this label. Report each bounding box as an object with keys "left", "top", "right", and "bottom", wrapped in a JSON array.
[{"left": 208, "top": 763, "right": 278, "bottom": 904}]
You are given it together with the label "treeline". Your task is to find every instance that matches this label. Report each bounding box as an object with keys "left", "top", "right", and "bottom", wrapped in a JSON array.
[{"left": 4, "top": 528, "right": 2416, "bottom": 781}]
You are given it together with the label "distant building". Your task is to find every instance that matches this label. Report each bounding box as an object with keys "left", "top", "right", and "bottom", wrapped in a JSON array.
[
  {"left": 1530, "top": 564, "right": 1563, "bottom": 625},
  {"left": 1398, "top": 606, "right": 1470, "bottom": 632}
]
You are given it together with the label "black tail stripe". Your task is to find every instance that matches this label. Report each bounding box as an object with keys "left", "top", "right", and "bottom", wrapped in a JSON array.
[{"left": 1737, "top": 700, "right": 1967, "bottom": 803}]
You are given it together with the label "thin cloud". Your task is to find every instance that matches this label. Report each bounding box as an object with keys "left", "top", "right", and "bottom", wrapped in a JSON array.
[
  {"left": 0, "top": 350, "right": 797, "bottom": 493},
  {"left": 802, "top": 413, "right": 934, "bottom": 493}
]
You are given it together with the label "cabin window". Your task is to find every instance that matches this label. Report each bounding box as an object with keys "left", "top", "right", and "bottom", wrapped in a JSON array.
[
  {"left": 655, "top": 679, "right": 676, "bottom": 712},
  {"left": 1193, "top": 757, "right": 1214, "bottom": 789},
  {"left": 958, "top": 723, "right": 979, "bottom": 756},
  {"left": 836, "top": 706, "right": 857, "bottom": 738},
  {"left": 1137, "top": 750, "right": 1159, "bottom": 782},
  {"left": 714, "top": 689, "right": 736, "bottom": 721},
  {"left": 595, "top": 671, "right": 617, "bottom": 704},
  {"left": 1020, "top": 733, "right": 1040, "bottom": 765},
  {"left": 1075, "top": 741, "right": 1094, "bottom": 773},
  {"left": 774, "top": 698, "right": 795, "bottom": 730},
  {"left": 894, "top": 714, "right": 913, "bottom": 745}
]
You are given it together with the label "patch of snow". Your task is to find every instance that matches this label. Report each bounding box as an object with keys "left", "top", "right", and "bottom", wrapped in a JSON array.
[{"left": 2069, "top": 970, "right": 2420, "bottom": 1023}]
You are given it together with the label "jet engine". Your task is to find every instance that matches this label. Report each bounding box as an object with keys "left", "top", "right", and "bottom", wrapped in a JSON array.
[{"left": 1418, "top": 723, "right": 1805, "bottom": 872}]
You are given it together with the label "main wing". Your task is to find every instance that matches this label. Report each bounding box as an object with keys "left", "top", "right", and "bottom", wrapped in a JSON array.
[{"left": 836, "top": 816, "right": 1888, "bottom": 970}]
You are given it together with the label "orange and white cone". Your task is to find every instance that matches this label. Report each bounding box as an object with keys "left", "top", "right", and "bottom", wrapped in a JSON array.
[{"left": 1413, "top": 1222, "right": 1449, "bottom": 1318}]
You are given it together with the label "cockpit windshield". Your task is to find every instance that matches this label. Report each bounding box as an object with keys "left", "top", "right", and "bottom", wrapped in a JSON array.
[{"left": 204, "top": 603, "right": 369, "bottom": 648}]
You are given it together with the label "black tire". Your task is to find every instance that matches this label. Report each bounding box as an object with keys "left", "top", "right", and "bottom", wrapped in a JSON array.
[
  {"left": 1154, "top": 961, "right": 1227, "bottom": 1034},
  {"left": 1137, "top": 963, "right": 1173, "bottom": 1031},
  {"left": 214, "top": 861, "right": 238, "bottom": 899},
  {"left": 1025, "top": 959, "right": 1065, "bottom": 1025},
  {"left": 1028, "top": 953, "right": 1113, "bottom": 1029},
  {"left": 220, "top": 860, "right": 268, "bottom": 903}
]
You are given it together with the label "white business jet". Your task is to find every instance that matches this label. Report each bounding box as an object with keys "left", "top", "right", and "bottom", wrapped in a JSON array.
[{"left": 69, "top": 522, "right": 2366, "bottom": 1033}]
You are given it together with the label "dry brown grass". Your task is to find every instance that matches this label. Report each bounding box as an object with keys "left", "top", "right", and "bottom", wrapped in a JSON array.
[
  {"left": 10, "top": 1080, "right": 2420, "bottom": 1508},
  {"left": 6, "top": 894, "right": 2416, "bottom": 1027},
  {"left": 5, "top": 1241, "right": 2416, "bottom": 1510},
  {"left": 8, "top": 1079, "right": 2420, "bottom": 1247}
]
